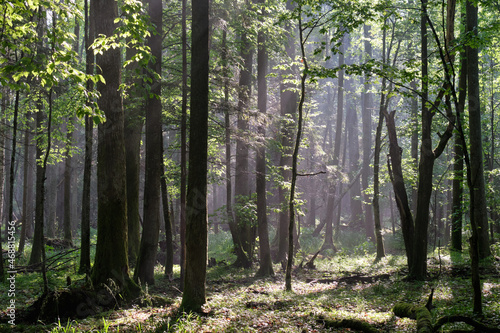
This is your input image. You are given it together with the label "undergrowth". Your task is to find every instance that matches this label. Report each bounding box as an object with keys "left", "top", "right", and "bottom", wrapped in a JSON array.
[{"left": 0, "top": 229, "right": 499, "bottom": 332}]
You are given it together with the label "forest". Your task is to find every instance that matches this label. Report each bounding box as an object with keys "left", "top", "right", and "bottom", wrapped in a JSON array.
[{"left": 0, "top": 0, "right": 500, "bottom": 331}]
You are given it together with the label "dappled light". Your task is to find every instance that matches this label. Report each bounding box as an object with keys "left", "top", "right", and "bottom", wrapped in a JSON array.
[{"left": 1, "top": 0, "right": 500, "bottom": 331}]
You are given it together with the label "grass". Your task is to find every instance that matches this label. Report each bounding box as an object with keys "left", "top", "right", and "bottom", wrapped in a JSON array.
[{"left": 1, "top": 230, "right": 499, "bottom": 332}]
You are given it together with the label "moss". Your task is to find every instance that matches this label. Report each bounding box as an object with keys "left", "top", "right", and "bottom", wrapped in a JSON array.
[
  {"left": 320, "top": 317, "right": 380, "bottom": 333},
  {"left": 393, "top": 302, "right": 432, "bottom": 333}
]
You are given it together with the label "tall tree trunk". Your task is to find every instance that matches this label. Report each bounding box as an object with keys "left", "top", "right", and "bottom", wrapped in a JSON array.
[
  {"left": 161, "top": 162, "right": 174, "bottom": 279},
  {"left": 63, "top": 119, "right": 74, "bottom": 245},
  {"left": 361, "top": 24, "right": 375, "bottom": 241},
  {"left": 29, "top": 93, "right": 46, "bottom": 266},
  {"left": 321, "top": 32, "right": 345, "bottom": 251},
  {"left": 255, "top": 1, "right": 273, "bottom": 277},
  {"left": 231, "top": 13, "right": 253, "bottom": 268},
  {"left": 222, "top": 7, "right": 235, "bottom": 261},
  {"left": 7, "top": 90, "right": 20, "bottom": 235},
  {"left": 91, "top": 0, "right": 138, "bottom": 295},
  {"left": 466, "top": 0, "right": 490, "bottom": 261},
  {"left": 124, "top": 90, "right": 143, "bottom": 266},
  {"left": 286, "top": 9, "right": 307, "bottom": 291},
  {"left": 180, "top": 0, "right": 209, "bottom": 312},
  {"left": 276, "top": 0, "right": 297, "bottom": 263},
  {"left": 179, "top": 0, "right": 188, "bottom": 290},
  {"left": 79, "top": 0, "right": 94, "bottom": 274},
  {"left": 134, "top": 0, "right": 163, "bottom": 286},
  {"left": 451, "top": 46, "right": 466, "bottom": 252},
  {"left": 19, "top": 115, "right": 34, "bottom": 255},
  {"left": 0, "top": 93, "right": 6, "bottom": 279}
]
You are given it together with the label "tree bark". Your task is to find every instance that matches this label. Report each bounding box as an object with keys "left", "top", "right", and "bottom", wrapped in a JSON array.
[
  {"left": 124, "top": 82, "right": 143, "bottom": 266},
  {"left": 91, "top": 0, "right": 137, "bottom": 296},
  {"left": 321, "top": 32, "right": 345, "bottom": 251},
  {"left": 179, "top": 0, "right": 188, "bottom": 289},
  {"left": 134, "top": 0, "right": 163, "bottom": 286},
  {"left": 0, "top": 93, "right": 6, "bottom": 279},
  {"left": 451, "top": 44, "right": 466, "bottom": 252},
  {"left": 466, "top": 0, "right": 490, "bottom": 260},
  {"left": 19, "top": 115, "right": 34, "bottom": 255},
  {"left": 161, "top": 164, "right": 173, "bottom": 279},
  {"left": 361, "top": 24, "right": 375, "bottom": 241},
  {"left": 276, "top": 0, "right": 297, "bottom": 263},
  {"left": 231, "top": 11, "right": 254, "bottom": 268},
  {"left": 180, "top": 0, "right": 209, "bottom": 312},
  {"left": 255, "top": 1, "right": 273, "bottom": 277},
  {"left": 79, "top": 0, "right": 94, "bottom": 274},
  {"left": 286, "top": 9, "right": 307, "bottom": 291},
  {"left": 7, "top": 90, "right": 20, "bottom": 235},
  {"left": 63, "top": 118, "right": 74, "bottom": 245}
]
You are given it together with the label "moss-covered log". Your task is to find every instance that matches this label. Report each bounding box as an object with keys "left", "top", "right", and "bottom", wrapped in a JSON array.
[
  {"left": 393, "top": 303, "right": 500, "bottom": 333},
  {"left": 393, "top": 303, "right": 432, "bottom": 333}
]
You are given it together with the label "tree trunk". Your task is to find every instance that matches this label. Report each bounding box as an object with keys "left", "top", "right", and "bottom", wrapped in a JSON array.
[
  {"left": 134, "top": 0, "right": 163, "bottom": 286},
  {"left": 276, "top": 1, "right": 297, "bottom": 262},
  {"left": 451, "top": 45, "right": 466, "bottom": 252},
  {"left": 124, "top": 87, "right": 143, "bottom": 267},
  {"left": 0, "top": 93, "right": 6, "bottom": 279},
  {"left": 321, "top": 32, "right": 345, "bottom": 251},
  {"left": 179, "top": 0, "right": 188, "bottom": 289},
  {"left": 19, "top": 115, "right": 34, "bottom": 255},
  {"left": 161, "top": 163, "right": 174, "bottom": 279},
  {"left": 286, "top": 10, "right": 307, "bottom": 291},
  {"left": 373, "top": 76, "right": 386, "bottom": 261},
  {"left": 222, "top": 8, "right": 235, "bottom": 259},
  {"left": 361, "top": 24, "right": 375, "bottom": 241},
  {"left": 29, "top": 96, "right": 46, "bottom": 266},
  {"left": 231, "top": 16, "right": 253, "bottom": 268},
  {"left": 180, "top": 0, "right": 209, "bottom": 312},
  {"left": 466, "top": 0, "right": 490, "bottom": 260},
  {"left": 79, "top": 0, "right": 94, "bottom": 275},
  {"left": 385, "top": 110, "right": 414, "bottom": 270},
  {"left": 7, "top": 90, "right": 20, "bottom": 234},
  {"left": 255, "top": 2, "right": 273, "bottom": 277},
  {"left": 63, "top": 119, "right": 74, "bottom": 245},
  {"left": 91, "top": 0, "right": 137, "bottom": 295}
]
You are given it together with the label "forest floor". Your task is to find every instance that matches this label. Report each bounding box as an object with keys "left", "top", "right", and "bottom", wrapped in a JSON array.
[{"left": 1, "top": 232, "right": 499, "bottom": 332}]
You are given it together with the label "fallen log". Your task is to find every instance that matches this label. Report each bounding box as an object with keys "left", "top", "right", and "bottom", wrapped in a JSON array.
[{"left": 393, "top": 303, "right": 500, "bottom": 333}]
